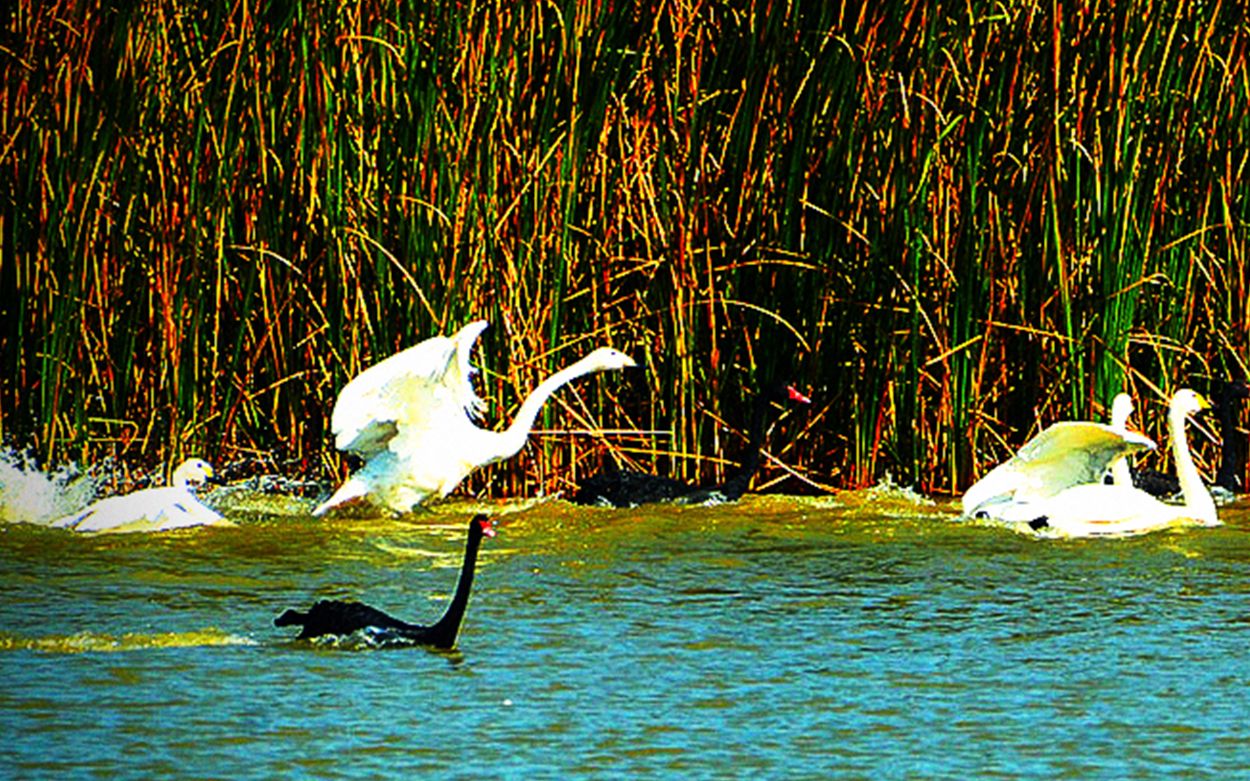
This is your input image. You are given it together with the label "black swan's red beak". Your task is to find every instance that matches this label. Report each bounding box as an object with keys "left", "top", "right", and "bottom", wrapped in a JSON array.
[{"left": 786, "top": 385, "right": 812, "bottom": 405}]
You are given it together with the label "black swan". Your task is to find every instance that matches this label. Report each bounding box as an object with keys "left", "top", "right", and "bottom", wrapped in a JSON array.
[
  {"left": 571, "top": 383, "right": 810, "bottom": 507},
  {"left": 1110, "top": 380, "right": 1248, "bottom": 501},
  {"left": 274, "top": 514, "right": 495, "bottom": 648}
]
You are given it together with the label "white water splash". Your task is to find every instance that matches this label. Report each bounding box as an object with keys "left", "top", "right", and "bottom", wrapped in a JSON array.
[{"left": 0, "top": 449, "right": 100, "bottom": 526}]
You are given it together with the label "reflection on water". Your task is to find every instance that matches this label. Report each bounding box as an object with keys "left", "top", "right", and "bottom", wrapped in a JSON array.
[{"left": 3, "top": 488, "right": 1250, "bottom": 777}]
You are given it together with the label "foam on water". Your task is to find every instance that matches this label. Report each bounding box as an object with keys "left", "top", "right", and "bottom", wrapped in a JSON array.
[
  {"left": 0, "top": 629, "right": 257, "bottom": 654},
  {"left": 0, "top": 449, "right": 100, "bottom": 526}
]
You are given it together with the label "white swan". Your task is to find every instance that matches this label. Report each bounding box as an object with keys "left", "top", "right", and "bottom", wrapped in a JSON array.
[
  {"left": 313, "top": 320, "right": 635, "bottom": 516},
  {"left": 53, "top": 458, "right": 228, "bottom": 533},
  {"left": 989, "top": 389, "right": 1220, "bottom": 538},
  {"left": 961, "top": 413, "right": 1156, "bottom": 518}
]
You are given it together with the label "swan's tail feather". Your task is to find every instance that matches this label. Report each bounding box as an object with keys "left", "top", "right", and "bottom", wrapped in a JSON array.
[{"left": 312, "top": 477, "right": 369, "bottom": 517}]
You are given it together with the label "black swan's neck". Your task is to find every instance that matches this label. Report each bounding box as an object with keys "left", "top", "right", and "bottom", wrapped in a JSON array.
[
  {"left": 1216, "top": 382, "right": 1248, "bottom": 492},
  {"left": 421, "top": 521, "right": 488, "bottom": 648},
  {"left": 716, "top": 388, "right": 782, "bottom": 499}
]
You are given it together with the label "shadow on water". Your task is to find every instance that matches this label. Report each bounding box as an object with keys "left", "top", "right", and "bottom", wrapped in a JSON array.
[{"left": 3, "top": 488, "right": 1250, "bottom": 776}]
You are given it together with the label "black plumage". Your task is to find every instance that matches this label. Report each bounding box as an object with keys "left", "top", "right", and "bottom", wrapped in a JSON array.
[
  {"left": 571, "top": 383, "right": 810, "bottom": 508},
  {"left": 275, "top": 514, "right": 495, "bottom": 648}
]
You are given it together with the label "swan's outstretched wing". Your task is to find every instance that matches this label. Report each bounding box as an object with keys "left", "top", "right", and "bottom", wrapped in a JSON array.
[
  {"left": 962, "top": 421, "right": 1156, "bottom": 515},
  {"left": 331, "top": 321, "right": 488, "bottom": 458}
]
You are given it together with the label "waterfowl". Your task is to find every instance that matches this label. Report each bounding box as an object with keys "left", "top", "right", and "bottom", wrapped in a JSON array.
[
  {"left": 1002, "top": 390, "right": 1219, "bottom": 538},
  {"left": 53, "top": 458, "right": 228, "bottom": 533},
  {"left": 571, "top": 383, "right": 810, "bottom": 507},
  {"left": 1110, "top": 381, "right": 1248, "bottom": 502},
  {"left": 313, "top": 321, "right": 635, "bottom": 516},
  {"left": 961, "top": 416, "right": 1157, "bottom": 519},
  {"left": 275, "top": 514, "right": 495, "bottom": 648}
]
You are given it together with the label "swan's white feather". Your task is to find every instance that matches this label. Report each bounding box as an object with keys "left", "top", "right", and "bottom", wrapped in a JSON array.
[
  {"left": 53, "top": 458, "right": 228, "bottom": 534},
  {"left": 315, "top": 322, "right": 634, "bottom": 516},
  {"left": 1002, "top": 483, "right": 1210, "bottom": 538},
  {"left": 962, "top": 421, "right": 1156, "bottom": 515},
  {"left": 331, "top": 320, "right": 488, "bottom": 457}
]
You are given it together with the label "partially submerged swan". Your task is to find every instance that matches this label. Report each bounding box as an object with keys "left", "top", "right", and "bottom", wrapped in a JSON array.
[
  {"left": 275, "top": 514, "right": 495, "bottom": 648},
  {"left": 53, "top": 458, "right": 228, "bottom": 533},
  {"left": 571, "top": 383, "right": 810, "bottom": 507},
  {"left": 314, "top": 321, "right": 635, "bottom": 516},
  {"left": 977, "top": 390, "right": 1220, "bottom": 538}
]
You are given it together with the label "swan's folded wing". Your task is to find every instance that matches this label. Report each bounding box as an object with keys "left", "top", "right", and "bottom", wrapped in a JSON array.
[
  {"left": 331, "top": 322, "right": 489, "bottom": 457},
  {"left": 962, "top": 422, "right": 1156, "bottom": 515}
]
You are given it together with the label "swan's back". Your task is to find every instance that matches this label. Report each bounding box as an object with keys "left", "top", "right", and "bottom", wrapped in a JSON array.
[
  {"left": 963, "top": 421, "right": 1156, "bottom": 515},
  {"left": 331, "top": 321, "right": 488, "bottom": 457}
]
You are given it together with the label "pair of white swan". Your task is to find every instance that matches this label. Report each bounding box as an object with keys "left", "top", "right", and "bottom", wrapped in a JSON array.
[
  {"left": 53, "top": 458, "right": 229, "bottom": 534},
  {"left": 963, "top": 389, "right": 1219, "bottom": 538},
  {"left": 314, "top": 320, "right": 635, "bottom": 516}
]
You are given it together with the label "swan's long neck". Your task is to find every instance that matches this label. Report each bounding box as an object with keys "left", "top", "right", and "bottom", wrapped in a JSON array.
[
  {"left": 720, "top": 392, "right": 775, "bottom": 497},
  {"left": 1215, "top": 386, "right": 1245, "bottom": 492},
  {"left": 425, "top": 523, "right": 487, "bottom": 648},
  {"left": 1170, "top": 401, "right": 1217, "bottom": 525},
  {"left": 490, "top": 357, "right": 604, "bottom": 463}
]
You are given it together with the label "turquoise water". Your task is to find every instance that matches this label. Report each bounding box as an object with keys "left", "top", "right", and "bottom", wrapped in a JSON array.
[{"left": 3, "top": 491, "right": 1250, "bottom": 778}]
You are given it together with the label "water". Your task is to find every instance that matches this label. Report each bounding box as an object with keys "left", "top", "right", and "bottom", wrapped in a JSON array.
[{"left": 3, "top": 489, "right": 1250, "bottom": 779}]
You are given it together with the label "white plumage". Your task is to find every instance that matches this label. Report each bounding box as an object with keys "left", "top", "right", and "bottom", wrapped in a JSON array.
[
  {"left": 961, "top": 418, "right": 1157, "bottom": 518},
  {"left": 53, "top": 458, "right": 228, "bottom": 534},
  {"left": 313, "top": 320, "right": 635, "bottom": 516}
]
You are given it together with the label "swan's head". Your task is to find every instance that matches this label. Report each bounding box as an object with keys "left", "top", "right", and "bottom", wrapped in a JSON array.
[
  {"left": 171, "top": 458, "right": 216, "bottom": 488},
  {"left": 1172, "top": 389, "right": 1211, "bottom": 418},
  {"left": 472, "top": 513, "right": 497, "bottom": 539},
  {"left": 780, "top": 384, "right": 812, "bottom": 405},
  {"left": 1219, "top": 380, "right": 1250, "bottom": 403},
  {"left": 580, "top": 347, "right": 637, "bottom": 372},
  {"left": 1110, "top": 393, "right": 1133, "bottom": 429}
]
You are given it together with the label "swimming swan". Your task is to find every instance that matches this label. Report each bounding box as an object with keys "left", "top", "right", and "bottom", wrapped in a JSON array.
[
  {"left": 275, "top": 514, "right": 495, "bottom": 648},
  {"left": 997, "top": 389, "right": 1220, "bottom": 538},
  {"left": 53, "top": 458, "right": 228, "bottom": 533},
  {"left": 961, "top": 413, "right": 1156, "bottom": 519},
  {"left": 1108, "top": 381, "right": 1248, "bottom": 503},
  {"left": 571, "top": 383, "right": 810, "bottom": 507},
  {"left": 313, "top": 321, "right": 635, "bottom": 516}
]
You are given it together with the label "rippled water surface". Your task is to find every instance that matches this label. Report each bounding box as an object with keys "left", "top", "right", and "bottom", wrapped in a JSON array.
[{"left": 4, "top": 490, "right": 1250, "bottom": 778}]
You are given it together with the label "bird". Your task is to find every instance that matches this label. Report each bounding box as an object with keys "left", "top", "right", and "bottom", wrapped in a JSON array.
[
  {"left": 961, "top": 414, "right": 1157, "bottom": 519},
  {"left": 977, "top": 390, "right": 1220, "bottom": 538},
  {"left": 1105, "top": 380, "right": 1249, "bottom": 502},
  {"left": 312, "top": 320, "right": 636, "bottom": 516},
  {"left": 52, "top": 458, "right": 229, "bottom": 533},
  {"left": 274, "top": 514, "right": 496, "bottom": 648},
  {"left": 570, "top": 383, "right": 811, "bottom": 507}
]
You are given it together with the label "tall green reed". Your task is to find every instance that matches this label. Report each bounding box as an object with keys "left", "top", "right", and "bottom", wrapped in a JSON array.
[{"left": 2, "top": 0, "right": 1246, "bottom": 495}]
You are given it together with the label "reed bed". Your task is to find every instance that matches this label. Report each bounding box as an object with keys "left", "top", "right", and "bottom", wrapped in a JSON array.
[{"left": 2, "top": 0, "right": 1247, "bottom": 496}]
